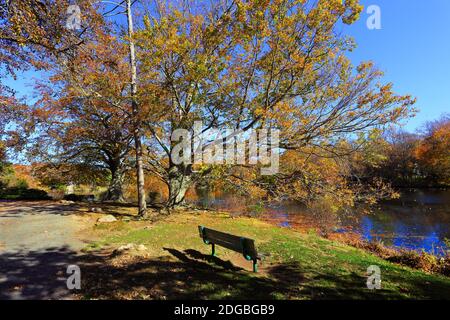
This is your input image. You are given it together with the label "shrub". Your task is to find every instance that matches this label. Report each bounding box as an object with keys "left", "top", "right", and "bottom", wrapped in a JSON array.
[
  {"left": 0, "top": 187, "right": 51, "bottom": 200},
  {"left": 387, "top": 250, "right": 440, "bottom": 273},
  {"left": 328, "top": 232, "right": 450, "bottom": 276},
  {"left": 63, "top": 194, "right": 95, "bottom": 202},
  {"left": 16, "top": 179, "right": 29, "bottom": 189}
]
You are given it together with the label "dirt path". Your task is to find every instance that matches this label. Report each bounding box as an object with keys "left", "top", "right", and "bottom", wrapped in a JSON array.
[{"left": 0, "top": 201, "right": 93, "bottom": 300}]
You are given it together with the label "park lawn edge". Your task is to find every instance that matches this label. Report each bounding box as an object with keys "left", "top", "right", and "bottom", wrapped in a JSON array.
[{"left": 83, "top": 210, "right": 450, "bottom": 300}]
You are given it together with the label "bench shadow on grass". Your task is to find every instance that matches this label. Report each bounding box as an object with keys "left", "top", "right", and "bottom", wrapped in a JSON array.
[
  {"left": 0, "top": 246, "right": 448, "bottom": 300},
  {"left": 166, "top": 248, "right": 243, "bottom": 272}
]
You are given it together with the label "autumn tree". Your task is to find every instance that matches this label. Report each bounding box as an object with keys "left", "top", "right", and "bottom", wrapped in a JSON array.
[
  {"left": 134, "top": 0, "right": 415, "bottom": 208},
  {"left": 348, "top": 128, "right": 420, "bottom": 188},
  {"left": 348, "top": 115, "right": 449, "bottom": 188},
  {"left": 1, "top": 1, "right": 149, "bottom": 212},
  {"left": 30, "top": 109, "right": 134, "bottom": 201},
  {"left": 382, "top": 129, "right": 420, "bottom": 186},
  {"left": 31, "top": 162, "right": 109, "bottom": 190},
  {"left": 1, "top": 0, "right": 416, "bottom": 211},
  {"left": 0, "top": 0, "right": 105, "bottom": 169},
  {"left": 415, "top": 115, "right": 450, "bottom": 186},
  {"left": 0, "top": 0, "right": 104, "bottom": 102},
  {"left": 28, "top": 29, "right": 136, "bottom": 202}
]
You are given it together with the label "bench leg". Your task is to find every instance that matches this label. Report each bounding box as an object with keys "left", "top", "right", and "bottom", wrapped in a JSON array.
[
  {"left": 253, "top": 260, "right": 258, "bottom": 273},
  {"left": 211, "top": 243, "right": 216, "bottom": 257}
]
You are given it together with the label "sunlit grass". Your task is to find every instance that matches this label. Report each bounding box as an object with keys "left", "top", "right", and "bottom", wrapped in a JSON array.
[{"left": 85, "top": 210, "right": 450, "bottom": 299}]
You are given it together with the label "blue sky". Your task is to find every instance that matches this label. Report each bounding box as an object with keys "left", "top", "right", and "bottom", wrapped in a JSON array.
[
  {"left": 3, "top": 0, "right": 449, "bottom": 132},
  {"left": 342, "top": 0, "right": 450, "bottom": 131}
]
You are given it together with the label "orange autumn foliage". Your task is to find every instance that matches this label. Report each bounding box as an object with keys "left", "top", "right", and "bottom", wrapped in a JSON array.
[{"left": 414, "top": 116, "right": 450, "bottom": 185}]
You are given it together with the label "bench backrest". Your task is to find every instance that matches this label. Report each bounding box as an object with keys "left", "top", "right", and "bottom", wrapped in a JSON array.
[{"left": 198, "top": 226, "right": 258, "bottom": 260}]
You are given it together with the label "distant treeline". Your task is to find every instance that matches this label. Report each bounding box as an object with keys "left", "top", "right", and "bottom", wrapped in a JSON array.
[{"left": 359, "top": 115, "right": 449, "bottom": 188}]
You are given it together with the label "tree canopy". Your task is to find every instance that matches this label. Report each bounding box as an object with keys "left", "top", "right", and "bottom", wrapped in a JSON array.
[{"left": 0, "top": 0, "right": 418, "bottom": 211}]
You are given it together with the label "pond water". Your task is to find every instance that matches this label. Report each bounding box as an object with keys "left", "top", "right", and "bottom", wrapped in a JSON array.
[
  {"left": 199, "top": 189, "right": 450, "bottom": 255},
  {"left": 338, "top": 189, "right": 450, "bottom": 255}
]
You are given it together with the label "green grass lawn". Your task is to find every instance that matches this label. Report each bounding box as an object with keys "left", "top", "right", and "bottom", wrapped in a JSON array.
[{"left": 81, "top": 211, "right": 450, "bottom": 300}]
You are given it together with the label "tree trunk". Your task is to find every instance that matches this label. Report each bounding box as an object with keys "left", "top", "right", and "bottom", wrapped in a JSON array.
[
  {"left": 126, "top": 0, "right": 147, "bottom": 217},
  {"left": 134, "top": 133, "right": 147, "bottom": 214},
  {"left": 104, "top": 169, "right": 125, "bottom": 202},
  {"left": 166, "top": 165, "right": 193, "bottom": 208}
]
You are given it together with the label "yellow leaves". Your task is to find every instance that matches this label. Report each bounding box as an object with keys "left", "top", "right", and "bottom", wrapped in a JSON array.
[
  {"left": 277, "top": 147, "right": 359, "bottom": 208},
  {"left": 356, "top": 61, "right": 374, "bottom": 73},
  {"left": 143, "top": 15, "right": 152, "bottom": 30},
  {"left": 291, "top": 52, "right": 306, "bottom": 66},
  {"left": 300, "top": 117, "right": 310, "bottom": 126},
  {"left": 342, "top": 0, "right": 364, "bottom": 25},
  {"left": 274, "top": 101, "right": 292, "bottom": 113},
  {"left": 132, "top": 0, "right": 414, "bottom": 184}
]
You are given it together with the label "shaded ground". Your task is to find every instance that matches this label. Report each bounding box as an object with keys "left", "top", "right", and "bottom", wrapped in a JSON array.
[
  {"left": 1, "top": 201, "right": 450, "bottom": 300},
  {"left": 0, "top": 201, "right": 93, "bottom": 299},
  {"left": 0, "top": 247, "right": 81, "bottom": 299},
  {"left": 74, "top": 248, "right": 400, "bottom": 300}
]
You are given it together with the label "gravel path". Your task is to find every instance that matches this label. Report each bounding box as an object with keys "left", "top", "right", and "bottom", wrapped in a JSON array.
[{"left": 0, "top": 201, "right": 91, "bottom": 299}]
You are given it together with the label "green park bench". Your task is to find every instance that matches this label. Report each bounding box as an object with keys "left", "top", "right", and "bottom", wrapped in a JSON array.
[{"left": 198, "top": 226, "right": 262, "bottom": 272}]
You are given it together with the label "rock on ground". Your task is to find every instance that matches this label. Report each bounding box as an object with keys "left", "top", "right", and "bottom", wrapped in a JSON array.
[
  {"left": 114, "top": 243, "right": 147, "bottom": 253},
  {"left": 97, "top": 214, "right": 117, "bottom": 223}
]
